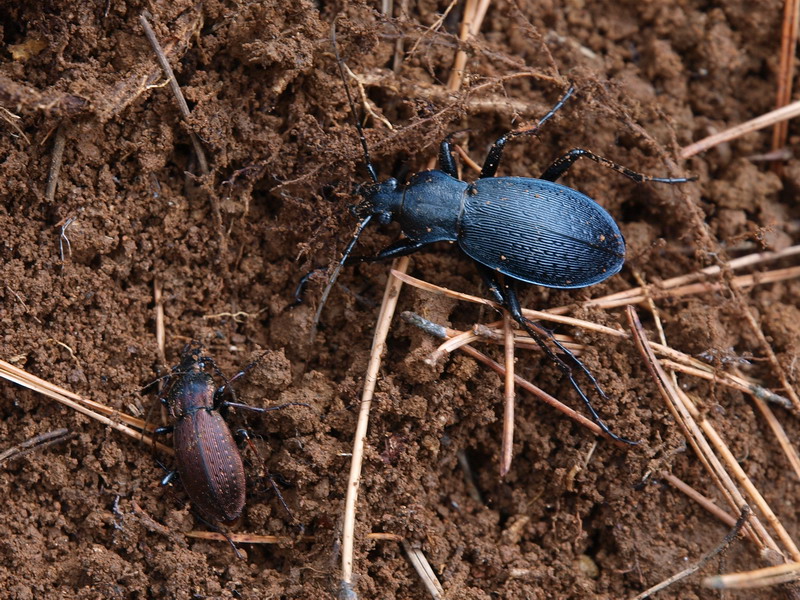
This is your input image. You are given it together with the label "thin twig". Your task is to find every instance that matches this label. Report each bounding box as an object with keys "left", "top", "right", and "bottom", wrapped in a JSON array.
[
  {"left": 139, "top": 13, "right": 209, "bottom": 176},
  {"left": 663, "top": 473, "right": 737, "bottom": 528},
  {"left": 630, "top": 506, "right": 750, "bottom": 599},
  {"left": 45, "top": 124, "right": 66, "bottom": 203},
  {"left": 0, "top": 428, "right": 74, "bottom": 465}
]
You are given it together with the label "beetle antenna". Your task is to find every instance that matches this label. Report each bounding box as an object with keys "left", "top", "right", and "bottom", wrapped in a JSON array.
[
  {"left": 310, "top": 213, "right": 374, "bottom": 336},
  {"left": 332, "top": 19, "right": 379, "bottom": 183}
]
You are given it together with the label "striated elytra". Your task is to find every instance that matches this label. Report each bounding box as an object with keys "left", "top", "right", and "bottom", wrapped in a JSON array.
[
  {"left": 356, "top": 171, "right": 626, "bottom": 290},
  {"left": 165, "top": 366, "right": 246, "bottom": 523}
]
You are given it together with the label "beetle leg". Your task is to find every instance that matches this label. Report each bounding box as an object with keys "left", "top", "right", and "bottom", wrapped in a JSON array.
[
  {"left": 475, "top": 264, "right": 507, "bottom": 306},
  {"left": 438, "top": 136, "right": 459, "bottom": 178},
  {"left": 292, "top": 267, "right": 328, "bottom": 305},
  {"left": 486, "top": 272, "right": 637, "bottom": 445},
  {"left": 192, "top": 512, "right": 245, "bottom": 559},
  {"left": 479, "top": 85, "right": 575, "bottom": 179},
  {"left": 211, "top": 351, "right": 274, "bottom": 410},
  {"left": 344, "top": 237, "right": 432, "bottom": 264},
  {"left": 439, "top": 130, "right": 475, "bottom": 177},
  {"left": 540, "top": 148, "right": 695, "bottom": 184},
  {"left": 154, "top": 425, "right": 174, "bottom": 435}
]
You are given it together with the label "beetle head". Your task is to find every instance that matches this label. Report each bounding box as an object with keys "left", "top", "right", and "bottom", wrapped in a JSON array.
[
  {"left": 351, "top": 178, "right": 400, "bottom": 225},
  {"left": 178, "top": 341, "right": 207, "bottom": 373}
]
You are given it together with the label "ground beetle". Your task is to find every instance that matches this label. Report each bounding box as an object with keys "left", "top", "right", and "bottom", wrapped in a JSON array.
[
  {"left": 301, "top": 29, "right": 694, "bottom": 443},
  {"left": 157, "top": 344, "right": 306, "bottom": 525}
]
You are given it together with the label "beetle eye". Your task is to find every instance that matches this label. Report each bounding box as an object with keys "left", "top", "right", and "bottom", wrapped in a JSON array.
[{"left": 378, "top": 212, "right": 392, "bottom": 225}]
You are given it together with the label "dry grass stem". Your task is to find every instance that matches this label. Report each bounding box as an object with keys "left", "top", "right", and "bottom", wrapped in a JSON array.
[
  {"left": 745, "top": 381, "right": 800, "bottom": 481},
  {"left": 402, "top": 541, "right": 445, "bottom": 599},
  {"left": 500, "top": 312, "right": 515, "bottom": 477},
  {"left": 343, "top": 62, "right": 394, "bottom": 130},
  {"left": 433, "top": 322, "right": 789, "bottom": 408},
  {"left": 154, "top": 279, "right": 166, "bottom": 367},
  {"left": 627, "top": 307, "right": 783, "bottom": 556},
  {"left": 678, "top": 385, "right": 800, "bottom": 561},
  {"left": 705, "top": 561, "right": 800, "bottom": 589},
  {"left": 630, "top": 506, "right": 749, "bottom": 600},
  {"left": 550, "top": 246, "right": 800, "bottom": 314},
  {"left": 341, "top": 256, "right": 410, "bottom": 587},
  {"left": 772, "top": 0, "right": 800, "bottom": 154},
  {"left": 455, "top": 144, "right": 482, "bottom": 173},
  {"left": 0, "top": 359, "right": 172, "bottom": 454},
  {"left": 401, "top": 311, "right": 616, "bottom": 442},
  {"left": 681, "top": 99, "right": 800, "bottom": 158},
  {"left": 660, "top": 359, "right": 791, "bottom": 409},
  {"left": 395, "top": 270, "right": 793, "bottom": 408},
  {"left": 391, "top": 264, "right": 800, "bottom": 335},
  {"left": 391, "top": 269, "right": 626, "bottom": 337},
  {"left": 341, "top": 2, "right": 492, "bottom": 590},
  {"left": 184, "top": 530, "right": 401, "bottom": 545},
  {"left": 0, "top": 106, "right": 30, "bottom": 143},
  {"left": 396, "top": 270, "right": 796, "bottom": 450},
  {"left": 735, "top": 295, "right": 800, "bottom": 411}
]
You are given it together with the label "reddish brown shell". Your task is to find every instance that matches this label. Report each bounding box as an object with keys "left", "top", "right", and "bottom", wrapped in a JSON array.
[{"left": 174, "top": 409, "right": 246, "bottom": 523}]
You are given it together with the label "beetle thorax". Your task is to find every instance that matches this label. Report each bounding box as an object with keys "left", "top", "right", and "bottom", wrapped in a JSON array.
[{"left": 167, "top": 371, "right": 216, "bottom": 419}]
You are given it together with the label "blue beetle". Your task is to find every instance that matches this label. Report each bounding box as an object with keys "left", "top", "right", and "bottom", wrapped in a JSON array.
[{"left": 306, "top": 74, "right": 693, "bottom": 443}]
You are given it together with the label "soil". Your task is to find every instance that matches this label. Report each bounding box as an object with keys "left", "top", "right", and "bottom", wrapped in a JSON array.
[{"left": 1, "top": 1, "right": 799, "bottom": 599}]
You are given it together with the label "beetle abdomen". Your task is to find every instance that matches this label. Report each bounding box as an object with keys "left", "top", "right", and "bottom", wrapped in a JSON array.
[
  {"left": 459, "top": 177, "right": 625, "bottom": 288},
  {"left": 174, "top": 410, "right": 246, "bottom": 523}
]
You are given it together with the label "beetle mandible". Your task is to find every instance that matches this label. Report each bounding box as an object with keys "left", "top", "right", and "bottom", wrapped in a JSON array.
[
  {"left": 157, "top": 344, "right": 307, "bottom": 525},
  {"left": 304, "top": 29, "right": 694, "bottom": 443}
]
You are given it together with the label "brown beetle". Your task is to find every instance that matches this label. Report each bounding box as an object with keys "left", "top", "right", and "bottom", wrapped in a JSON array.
[{"left": 158, "top": 344, "right": 305, "bottom": 525}]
